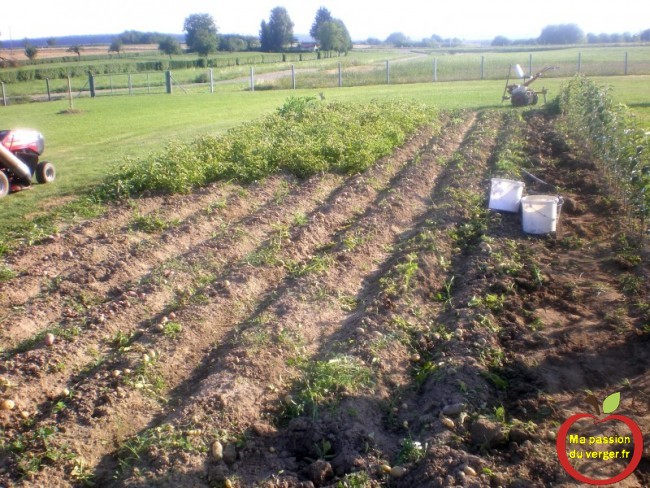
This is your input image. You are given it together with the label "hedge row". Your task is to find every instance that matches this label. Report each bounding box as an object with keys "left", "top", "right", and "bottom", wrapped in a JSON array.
[
  {"left": 558, "top": 75, "right": 650, "bottom": 231},
  {"left": 0, "top": 53, "right": 322, "bottom": 83}
]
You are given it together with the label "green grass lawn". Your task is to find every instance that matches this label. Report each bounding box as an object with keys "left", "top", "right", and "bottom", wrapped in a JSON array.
[{"left": 1, "top": 74, "right": 647, "bottom": 241}]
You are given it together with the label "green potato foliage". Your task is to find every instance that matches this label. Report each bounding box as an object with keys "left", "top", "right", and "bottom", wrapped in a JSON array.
[{"left": 96, "top": 97, "right": 437, "bottom": 199}]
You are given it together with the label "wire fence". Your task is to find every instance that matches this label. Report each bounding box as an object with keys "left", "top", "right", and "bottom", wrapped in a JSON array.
[{"left": 2, "top": 50, "right": 650, "bottom": 105}]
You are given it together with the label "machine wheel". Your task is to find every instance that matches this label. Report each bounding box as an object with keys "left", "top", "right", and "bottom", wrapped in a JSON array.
[
  {"left": 0, "top": 172, "right": 8, "bottom": 198},
  {"left": 36, "top": 161, "right": 56, "bottom": 184},
  {"left": 531, "top": 92, "right": 539, "bottom": 105},
  {"left": 511, "top": 91, "right": 528, "bottom": 107}
]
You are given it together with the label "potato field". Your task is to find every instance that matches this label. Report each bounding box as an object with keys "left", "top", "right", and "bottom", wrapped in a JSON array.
[{"left": 0, "top": 89, "right": 648, "bottom": 487}]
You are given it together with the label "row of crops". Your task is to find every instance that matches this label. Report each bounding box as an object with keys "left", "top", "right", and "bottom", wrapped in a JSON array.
[
  {"left": 557, "top": 75, "right": 650, "bottom": 233},
  {"left": 96, "top": 97, "right": 438, "bottom": 199},
  {"left": 98, "top": 81, "right": 648, "bottom": 236}
]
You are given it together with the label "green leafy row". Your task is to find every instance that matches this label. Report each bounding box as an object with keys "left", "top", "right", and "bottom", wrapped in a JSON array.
[
  {"left": 95, "top": 97, "right": 438, "bottom": 199},
  {"left": 557, "top": 75, "right": 650, "bottom": 232}
]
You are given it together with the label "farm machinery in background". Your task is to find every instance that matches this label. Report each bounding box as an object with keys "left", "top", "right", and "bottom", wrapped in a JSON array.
[
  {"left": 502, "top": 64, "right": 558, "bottom": 107},
  {"left": 0, "top": 130, "right": 56, "bottom": 197}
]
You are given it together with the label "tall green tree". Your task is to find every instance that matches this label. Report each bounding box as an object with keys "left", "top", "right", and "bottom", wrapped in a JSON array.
[
  {"left": 310, "top": 7, "right": 332, "bottom": 39},
  {"left": 310, "top": 7, "right": 352, "bottom": 55},
  {"left": 538, "top": 24, "right": 584, "bottom": 44},
  {"left": 260, "top": 20, "right": 271, "bottom": 52},
  {"left": 108, "top": 39, "right": 123, "bottom": 55},
  {"left": 385, "top": 32, "right": 409, "bottom": 47},
  {"left": 159, "top": 36, "right": 182, "bottom": 58},
  {"left": 260, "top": 7, "right": 294, "bottom": 52},
  {"left": 67, "top": 44, "right": 83, "bottom": 60},
  {"left": 491, "top": 35, "right": 510, "bottom": 46},
  {"left": 220, "top": 35, "right": 247, "bottom": 52},
  {"left": 24, "top": 45, "right": 38, "bottom": 60},
  {"left": 317, "top": 19, "right": 352, "bottom": 55},
  {"left": 184, "top": 13, "right": 219, "bottom": 55}
]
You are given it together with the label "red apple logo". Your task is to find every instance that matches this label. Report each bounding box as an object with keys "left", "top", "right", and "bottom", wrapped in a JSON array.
[{"left": 556, "top": 392, "right": 644, "bottom": 485}]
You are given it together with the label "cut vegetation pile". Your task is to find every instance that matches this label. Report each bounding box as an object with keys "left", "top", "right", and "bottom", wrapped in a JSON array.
[{"left": 0, "top": 89, "right": 648, "bottom": 488}]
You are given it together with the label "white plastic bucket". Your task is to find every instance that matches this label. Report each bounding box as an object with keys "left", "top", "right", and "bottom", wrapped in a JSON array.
[
  {"left": 488, "top": 178, "right": 525, "bottom": 213},
  {"left": 521, "top": 195, "right": 563, "bottom": 234}
]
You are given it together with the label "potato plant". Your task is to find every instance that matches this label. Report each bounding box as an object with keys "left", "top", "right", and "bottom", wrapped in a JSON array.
[{"left": 96, "top": 98, "right": 438, "bottom": 199}]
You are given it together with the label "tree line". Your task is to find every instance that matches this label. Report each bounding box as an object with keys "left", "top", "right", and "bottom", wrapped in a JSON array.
[
  {"left": 492, "top": 24, "right": 650, "bottom": 46},
  {"left": 7, "top": 13, "right": 650, "bottom": 63},
  {"left": 187, "top": 6, "right": 351, "bottom": 57},
  {"left": 368, "top": 25, "right": 650, "bottom": 48},
  {"left": 110, "top": 6, "right": 352, "bottom": 59},
  {"left": 5, "top": 6, "right": 353, "bottom": 62}
]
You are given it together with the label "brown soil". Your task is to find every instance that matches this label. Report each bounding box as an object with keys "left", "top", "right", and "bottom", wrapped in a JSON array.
[
  {"left": 0, "top": 110, "right": 648, "bottom": 488},
  {"left": 1, "top": 45, "right": 160, "bottom": 62}
]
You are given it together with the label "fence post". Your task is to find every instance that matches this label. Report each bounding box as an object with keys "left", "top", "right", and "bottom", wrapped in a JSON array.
[
  {"left": 577, "top": 52, "right": 581, "bottom": 73},
  {"left": 128, "top": 73, "right": 133, "bottom": 95},
  {"left": 481, "top": 56, "right": 485, "bottom": 80},
  {"left": 165, "top": 70, "right": 172, "bottom": 94},
  {"left": 528, "top": 53, "right": 533, "bottom": 76},
  {"left": 67, "top": 77, "right": 74, "bottom": 110},
  {"left": 386, "top": 60, "right": 390, "bottom": 84},
  {"left": 433, "top": 58, "right": 438, "bottom": 82},
  {"left": 45, "top": 78, "right": 52, "bottom": 101},
  {"left": 624, "top": 51, "right": 628, "bottom": 75},
  {"left": 338, "top": 62, "right": 342, "bottom": 87},
  {"left": 291, "top": 64, "right": 296, "bottom": 89},
  {"left": 146, "top": 73, "right": 150, "bottom": 94},
  {"left": 88, "top": 73, "right": 96, "bottom": 98},
  {"left": 1, "top": 82, "right": 6, "bottom": 106},
  {"left": 209, "top": 69, "right": 214, "bottom": 93},
  {"left": 109, "top": 74, "right": 114, "bottom": 95},
  {"left": 250, "top": 66, "right": 255, "bottom": 92}
]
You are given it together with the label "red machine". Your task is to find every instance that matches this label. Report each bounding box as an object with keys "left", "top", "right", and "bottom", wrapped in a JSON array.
[{"left": 0, "top": 130, "right": 56, "bottom": 197}]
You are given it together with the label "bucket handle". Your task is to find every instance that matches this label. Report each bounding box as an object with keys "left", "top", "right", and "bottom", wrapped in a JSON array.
[
  {"left": 524, "top": 195, "right": 563, "bottom": 221},
  {"left": 556, "top": 196, "right": 564, "bottom": 218}
]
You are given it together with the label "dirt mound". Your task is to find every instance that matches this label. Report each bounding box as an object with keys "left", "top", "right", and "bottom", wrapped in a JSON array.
[{"left": 0, "top": 109, "right": 647, "bottom": 487}]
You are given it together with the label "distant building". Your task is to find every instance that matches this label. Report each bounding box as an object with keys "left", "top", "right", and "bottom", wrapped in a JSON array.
[{"left": 300, "top": 42, "right": 318, "bottom": 51}]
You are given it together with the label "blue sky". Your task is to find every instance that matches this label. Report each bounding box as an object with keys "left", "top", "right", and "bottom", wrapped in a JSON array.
[{"left": 2, "top": 0, "right": 647, "bottom": 41}]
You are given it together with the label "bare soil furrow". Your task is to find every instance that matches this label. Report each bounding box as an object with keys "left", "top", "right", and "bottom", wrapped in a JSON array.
[
  {"left": 105, "top": 114, "right": 479, "bottom": 485},
  {"left": 0, "top": 177, "right": 300, "bottom": 350},
  {"left": 2, "top": 108, "right": 647, "bottom": 488},
  {"left": 0, "top": 175, "right": 336, "bottom": 416},
  {"left": 89, "top": 126, "right": 445, "bottom": 483},
  {"left": 0, "top": 175, "right": 341, "bottom": 485},
  {"left": 1, "top": 123, "right": 443, "bottom": 486},
  {"left": 0, "top": 186, "right": 226, "bottom": 301}
]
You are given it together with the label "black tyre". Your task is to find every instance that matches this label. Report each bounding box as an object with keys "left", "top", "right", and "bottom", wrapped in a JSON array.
[
  {"left": 36, "top": 161, "right": 56, "bottom": 184},
  {"left": 511, "top": 91, "right": 528, "bottom": 107},
  {"left": 0, "top": 172, "right": 8, "bottom": 198},
  {"left": 531, "top": 92, "right": 539, "bottom": 105}
]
